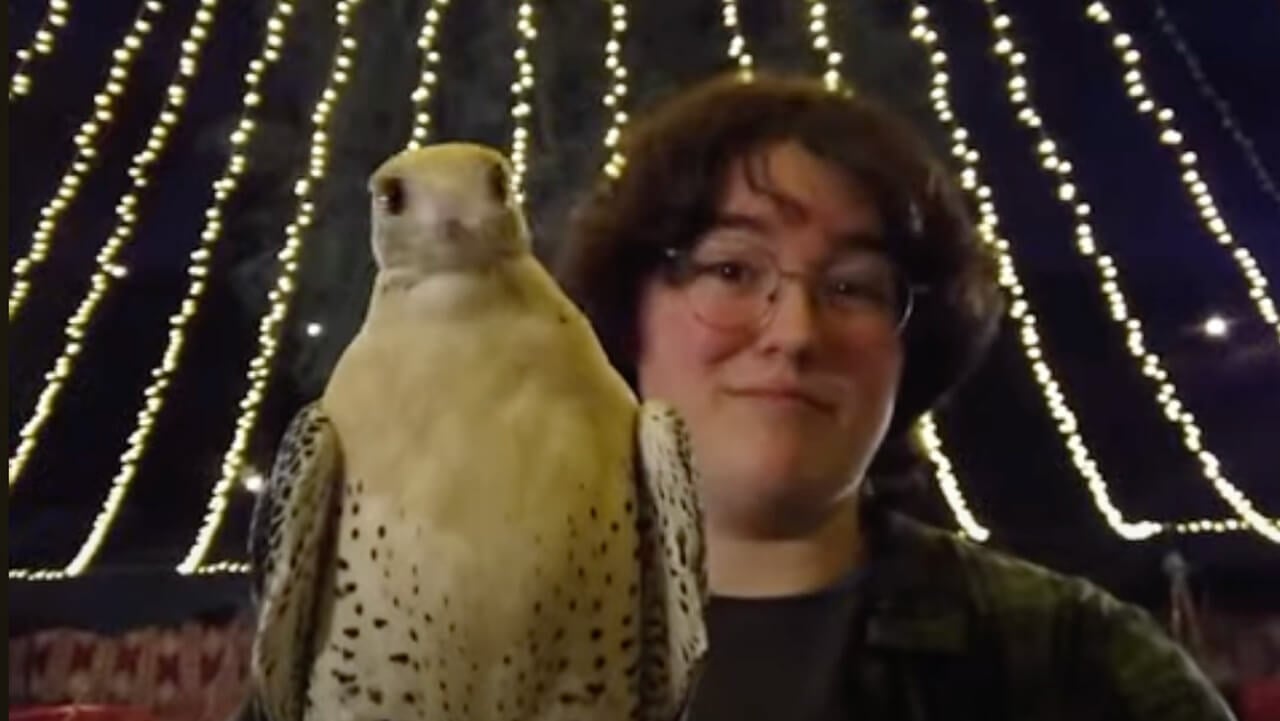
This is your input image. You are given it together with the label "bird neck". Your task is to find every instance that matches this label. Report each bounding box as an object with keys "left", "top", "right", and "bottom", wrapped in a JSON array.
[{"left": 363, "top": 262, "right": 518, "bottom": 330}]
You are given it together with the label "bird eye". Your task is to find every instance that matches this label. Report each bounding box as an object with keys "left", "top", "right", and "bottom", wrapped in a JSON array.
[
  {"left": 376, "top": 177, "right": 406, "bottom": 215},
  {"left": 488, "top": 163, "right": 510, "bottom": 205}
]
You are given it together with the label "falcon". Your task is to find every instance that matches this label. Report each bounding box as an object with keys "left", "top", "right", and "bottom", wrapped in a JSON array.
[{"left": 245, "top": 142, "right": 708, "bottom": 721}]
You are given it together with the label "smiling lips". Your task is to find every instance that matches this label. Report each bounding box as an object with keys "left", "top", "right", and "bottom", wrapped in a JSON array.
[{"left": 726, "top": 383, "right": 836, "bottom": 413}]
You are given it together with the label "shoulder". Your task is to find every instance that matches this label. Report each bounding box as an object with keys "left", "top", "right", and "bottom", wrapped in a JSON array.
[
  {"left": 880, "top": 514, "right": 1116, "bottom": 658},
  {"left": 897, "top": 514, "right": 1170, "bottom": 657},
  {"left": 937, "top": 522, "right": 1122, "bottom": 621},
  {"left": 874, "top": 512, "right": 1101, "bottom": 609},
  {"left": 880, "top": 514, "right": 1235, "bottom": 719}
]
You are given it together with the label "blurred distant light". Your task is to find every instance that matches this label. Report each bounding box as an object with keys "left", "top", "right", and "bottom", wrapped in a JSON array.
[
  {"left": 305, "top": 321, "right": 324, "bottom": 338},
  {"left": 242, "top": 468, "right": 264, "bottom": 494},
  {"left": 1203, "top": 314, "right": 1229, "bottom": 339}
]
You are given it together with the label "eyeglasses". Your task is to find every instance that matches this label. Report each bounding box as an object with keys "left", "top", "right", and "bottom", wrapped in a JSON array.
[{"left": 662, "top": 240, "right": 922, "bottom": 335}]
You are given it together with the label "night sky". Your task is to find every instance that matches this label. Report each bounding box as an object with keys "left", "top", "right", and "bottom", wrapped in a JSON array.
[{"left": 8, "top": 0, "right": 1280, "bottom": 617}]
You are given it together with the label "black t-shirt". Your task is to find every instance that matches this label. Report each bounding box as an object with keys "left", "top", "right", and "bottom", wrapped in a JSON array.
[{"left": 687, "top": 571, "right": 864, "bottom": 721}]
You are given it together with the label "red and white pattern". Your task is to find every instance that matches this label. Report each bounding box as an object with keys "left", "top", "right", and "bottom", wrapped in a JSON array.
[
  {"left": 10, "top": 620, "right": 253, "bottom": 721},
  {"left": 9, "top": 609, "right": 1279, "bottom": 721}
]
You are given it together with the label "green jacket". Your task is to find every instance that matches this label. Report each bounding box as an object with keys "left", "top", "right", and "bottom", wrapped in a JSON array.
[{"left": 845, "top": 510, "right": 1236, "bottom": 720}]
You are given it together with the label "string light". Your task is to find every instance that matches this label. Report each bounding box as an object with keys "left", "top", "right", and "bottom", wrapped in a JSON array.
[
  {"left": 40, "top": 1, "right": 297, "bottom": 578},
  {"left": 9, "top": 0, "right": 73, "bottom": 100},
  {"left": 189, "top": 560, "right": 251, "bottom": 575},
  {"left": 405, "top": 0, "right": 451, "bottom": 148},
  {"left": 975, "top": 0, "right": 1280, "bottom": 542},
  {"left": 802, "top": 0, "right": 844, "bottom": 92},
  {"left": 719, "top": 0, "right": 754, "bottom": 78},
  {"left": 9, "top": 562, "right": 249, "bottom": 581},
  {"left": 911, "top": 4, "right": 1169, "bottom": 541},
  {"left": 914, "top": 3, "right": 1258, "bottom": 540},
  {"left": 9, "top": 0, "right": 224, "bottom": 497},
  {"left": 1151, "top": 0, "right": 1280, "bottom": 210},
  {"left": 8, "top": 569, "right": 69, "bottom": 582},
  {"left": 1083, "top": 2, "right": 1278, "bottom": 346},
  {"left": 179, "top": 0, "right": 369, "bottom": 574},
  {"left": 508, "top": 0, "right": 537, "bottom": 205},
  {"left": 917, "top": 413, "right": 990, "bottom": 542},
  {"left": 599, "top": 0, "right": 630, "bottom": 179},
  {"left": 1174, "top": 518, "right": 1247, "bottom": 534},
  {"left": 8, "top": 0, "right": 167, "bottom": 321},
  {"left": 797, "top": 7, "right": 983, "bottom": 538}
]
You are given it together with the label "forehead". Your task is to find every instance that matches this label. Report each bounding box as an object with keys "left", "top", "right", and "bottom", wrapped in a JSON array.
[{"left": 715, "top": 141, "right": 884, "bottom": 245}]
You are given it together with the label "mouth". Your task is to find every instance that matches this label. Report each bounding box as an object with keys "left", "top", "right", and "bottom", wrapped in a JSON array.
[{"left": 726, "top": 386, "right": 835, "bottom": 414}]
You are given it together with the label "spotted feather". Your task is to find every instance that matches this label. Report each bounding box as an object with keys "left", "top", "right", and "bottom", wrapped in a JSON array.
[
  {"left": 247, "top": 401, "right": 342, "bottom": 721},
  {"left": 635, "top": 399, "right": 710, "bottom": 721}
]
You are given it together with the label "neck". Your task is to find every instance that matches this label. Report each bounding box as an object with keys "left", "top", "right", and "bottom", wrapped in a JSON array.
[
  {"left": 366, "top": 263, "right": 506, "bottom": 323},
  {"left": 707, "top": 494, "right": 865, "bottom": 598}
]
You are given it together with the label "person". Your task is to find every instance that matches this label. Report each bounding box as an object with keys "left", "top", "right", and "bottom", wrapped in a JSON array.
[{"left": 555, "top": 71, "right": 1235, "bottom": 721}]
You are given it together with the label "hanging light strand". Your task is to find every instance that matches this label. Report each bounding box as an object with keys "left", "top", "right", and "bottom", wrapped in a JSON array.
[
  {"left": 1083, "top": 1, "right": 1278, "bottom": 345},
  {"left": 1175, "top": 517, "right": 1247, "bottom": 534},
  {"left": 508, "top": 0, "right": 537, "bottom": 205},
  {"left": 908, "top": 4, "right": 1167, "bottom": 541},
  {"left": 11, "top": 562, "right": 251, "bottom": 581},
  {"left": 9, "top": 0, "right": 224, "bottom": 497},
  {"left": 800, "top": 4, "right": 984, "bottom": 540},
  {"left": 1150, "top": 0, "right": 1280, "bottom": 210},
  {"left": 405, "top": 0, "right": 451, "bottom": 148},
  {"left": 719, "top": 0, "right": 754, "bottom": 78},
  {"left": 801, "top": 0, "right": 844, "bottom": 92},
  {"left": 9, "top": 569, "right": 69, "bottom": 582},
  {"left": 189, "top": 560, "right": 251, "bottom": 575},
  {"left": 9, "top": 0, "right": 168, "bottom": 321},
  {"left": 56, "top": 0, "right": 300, "bottom": 577},
  {"left": 9, "top": 0, "right": 73, "bottom": 100},
  {"left": 974, "top": 0, "right": 1280, "bottom": 542},
  {"left": 179, "top": 0, "right": 369, "bottom": 574},
  {"left": 916, "top": 413, "right": 991, "bottom": 541},
  {"left": 599, "top": 0, "right": 630, "bottom": 179}
]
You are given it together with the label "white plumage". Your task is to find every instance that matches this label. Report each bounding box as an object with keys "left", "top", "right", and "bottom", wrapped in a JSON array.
[{"left": 246, "top": 142, "right": 707, "bottom": 721}]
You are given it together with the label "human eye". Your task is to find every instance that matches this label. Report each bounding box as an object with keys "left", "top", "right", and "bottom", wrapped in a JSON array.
[
  {"left": 824, "top": 258, "right": 897, "bottom": 308},
  {"left": 706, "top": 259, "right": 759, "bottom": 285},
  {"left": 691, "top": 243, "right": 769, "bottom": 289}
]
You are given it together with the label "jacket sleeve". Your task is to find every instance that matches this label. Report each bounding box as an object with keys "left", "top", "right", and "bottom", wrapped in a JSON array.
[{"left": 1071, "top": 584, "right": 1237, "bottom": 721}]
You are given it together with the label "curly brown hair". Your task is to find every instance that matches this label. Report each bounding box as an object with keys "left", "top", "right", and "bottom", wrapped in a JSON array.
[{"left": 555, "top": 71, "right": 1004, "bottom": 476}]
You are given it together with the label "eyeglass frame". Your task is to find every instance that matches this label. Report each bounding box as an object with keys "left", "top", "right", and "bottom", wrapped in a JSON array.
[{"left": 659, "top": 243, "right": 928, "bottom": 336}]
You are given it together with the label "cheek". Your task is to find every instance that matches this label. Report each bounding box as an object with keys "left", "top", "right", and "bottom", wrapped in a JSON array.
[
  {"left": 635, "top": 287, "right": 741, "bottom": 402},
  {"left": 830, "top": 332, "right": 905, "bottom": 410}
]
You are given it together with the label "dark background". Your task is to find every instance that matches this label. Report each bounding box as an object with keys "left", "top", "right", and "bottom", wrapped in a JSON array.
[{"left": 8, "top": 0, "right": 1280, "bottom": 631}]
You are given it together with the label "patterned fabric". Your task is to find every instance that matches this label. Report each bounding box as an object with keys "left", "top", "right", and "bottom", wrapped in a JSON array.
[
  {"left": 7, "top": 520, "right": 1276, "bottom": 721},
  {"left": 9, "top": 619, "right": 252, "bottom": 721}
]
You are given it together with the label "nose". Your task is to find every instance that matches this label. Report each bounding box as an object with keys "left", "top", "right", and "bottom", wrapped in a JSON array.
[{"left": 756, "top": 274, "right": 821, "bottom": 361}]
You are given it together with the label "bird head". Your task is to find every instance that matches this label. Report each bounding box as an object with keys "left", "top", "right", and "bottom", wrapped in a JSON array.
[{"left": 367, "top": 142, "right": 530, "bottom": 274}]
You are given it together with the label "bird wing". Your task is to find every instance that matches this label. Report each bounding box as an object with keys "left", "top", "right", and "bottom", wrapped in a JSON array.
[
  {"left": 634, "top": 399, "right": 710, "bottom": 721},
  {"left": 247, "top": 401, "right": 343, "bottom": 721}
]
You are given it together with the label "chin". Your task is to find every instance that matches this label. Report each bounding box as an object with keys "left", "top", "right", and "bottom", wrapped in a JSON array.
[
  {"left": 703, "top": 453, "right": 855, "bottom": 538},
  {"left": 708, "top": 437, "right": 848, "bottom": 500}
]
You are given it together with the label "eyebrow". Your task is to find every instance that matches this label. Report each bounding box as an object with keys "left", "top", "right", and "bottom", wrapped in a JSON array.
[
  {"left": 709, "top": 211, "right": 886, "bottom": 252},
  {"left": 835, "top": 230, "right": 887, "bottom": 252},
  {"left": 710, "top": 212, "right": 771, "bottom": 235}
]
